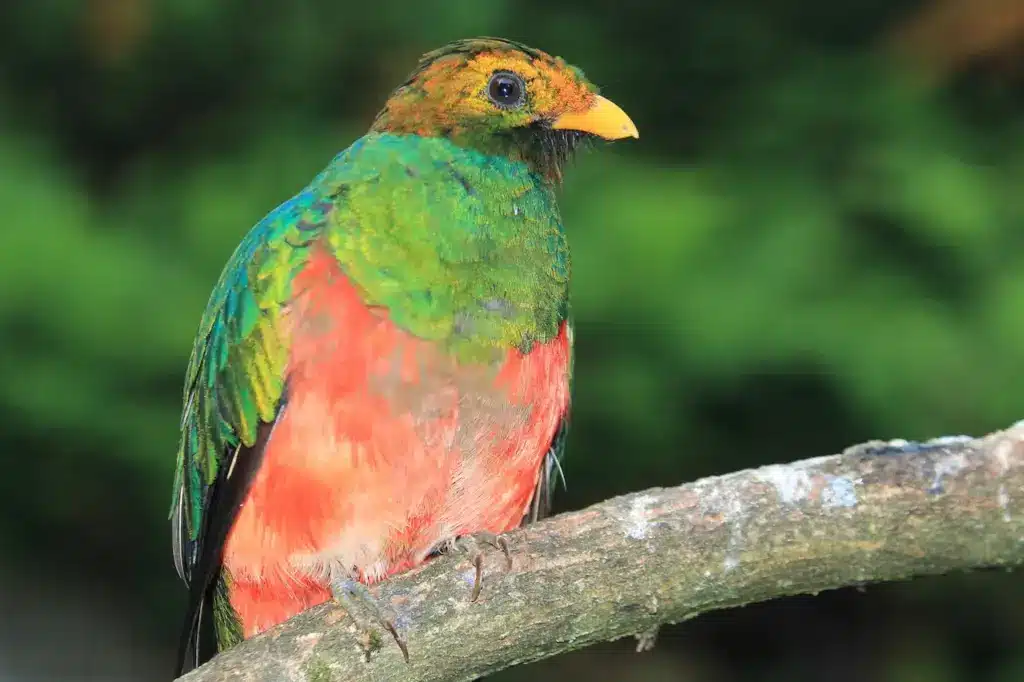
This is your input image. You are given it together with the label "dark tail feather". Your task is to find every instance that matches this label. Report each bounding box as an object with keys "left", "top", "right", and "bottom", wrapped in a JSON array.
[
  {"left": 173, "top": 420, "right": 279, "bottom": 678},
  {"left": 175, "top": 574, "right": 219, "bottom": 677}
]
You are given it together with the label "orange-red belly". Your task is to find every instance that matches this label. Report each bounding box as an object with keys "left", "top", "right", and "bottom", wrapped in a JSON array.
[{"left": 222, "top": 249, "right": 570, "bottom": 638}]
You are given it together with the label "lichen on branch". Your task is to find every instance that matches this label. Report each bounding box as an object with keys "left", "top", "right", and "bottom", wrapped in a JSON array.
[{"left": 178, "top": 422, "right": 1024, "bottom": 682}]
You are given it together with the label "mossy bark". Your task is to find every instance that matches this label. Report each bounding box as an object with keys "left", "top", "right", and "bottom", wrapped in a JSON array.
[{"left": 179, "top": 424, "right": 1024, "bottom": 682}]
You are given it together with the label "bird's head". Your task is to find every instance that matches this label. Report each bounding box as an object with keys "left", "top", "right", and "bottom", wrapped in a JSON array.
[{"left": 371, "top": 37, "right": 638, "bottom": 182}]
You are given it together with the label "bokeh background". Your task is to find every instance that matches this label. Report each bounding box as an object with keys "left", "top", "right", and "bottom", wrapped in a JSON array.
[{"left": 2, "top": 0, "right": 1024, "bottom": 680}]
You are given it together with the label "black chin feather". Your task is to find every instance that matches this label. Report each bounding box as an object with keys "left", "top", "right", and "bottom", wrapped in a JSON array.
[{"left": 513, "top": 125, "right": 595, "bottom": 182}]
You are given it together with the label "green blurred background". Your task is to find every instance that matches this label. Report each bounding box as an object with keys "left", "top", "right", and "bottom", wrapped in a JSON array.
[{"left": 2, "top": 0, "right": 1024, "bottom": 680}]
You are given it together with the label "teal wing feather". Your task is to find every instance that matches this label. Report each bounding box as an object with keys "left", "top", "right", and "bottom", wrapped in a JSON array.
[
  {"left": 169, "top": 189, "right": 333, "bottom": 581},
  {"left": 170, "top": 177, "right": 337, "bottom": 674}
]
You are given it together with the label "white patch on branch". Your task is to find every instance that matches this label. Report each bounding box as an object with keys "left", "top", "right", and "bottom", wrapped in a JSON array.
[
  {"left": 624, "top": 495, "right": 654, "bottom": 540},
  {"left": 756, "top": 464, "right": 813, "bottom": 505},
  {"left": 928, "top": 435, "right": 973, "bottom": 446},
  {"left": 695, "top": 482, "right": 749, "bottom": 572},
  {"left": 999, "top": 485, "right": 1011, "bottom": 522},
  {"left": 930, "top": 452, "right": 967, "bottom": 494},
  {"left": 822, "top": 476, "right": 859, "bottom": 508},
  {"left": 994, "top": 439, "right": 1013, "bottom": 475},
  {"left": 722, "top": 494, "right": 747, "bottom": 572}
]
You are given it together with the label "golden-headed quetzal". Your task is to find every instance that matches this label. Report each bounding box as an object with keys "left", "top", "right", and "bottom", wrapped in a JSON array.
[{"left": 170, "top": 36, "right": 637, "bottom": 675}]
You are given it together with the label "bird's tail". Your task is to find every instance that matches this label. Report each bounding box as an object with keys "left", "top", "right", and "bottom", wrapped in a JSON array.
[{"left": 174, "top": 572, "right": 219, "bottom": 678}]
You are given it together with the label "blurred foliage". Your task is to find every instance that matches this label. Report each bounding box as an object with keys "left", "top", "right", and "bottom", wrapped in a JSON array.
[{"left": 1, "top": 0, "right": 1024, "bottom": 680}]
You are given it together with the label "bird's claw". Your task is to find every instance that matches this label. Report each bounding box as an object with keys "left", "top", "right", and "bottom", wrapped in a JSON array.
[
  {"left": 449, "top": 530, "right": 513, "bottom": 602},
  {"left": 330, "top": 570, "right": 410, "bottom": 663}
]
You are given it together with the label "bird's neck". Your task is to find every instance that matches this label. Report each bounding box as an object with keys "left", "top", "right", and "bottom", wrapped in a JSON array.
[{"left": 371, "top": 117, "right": 580, "bottom": 185}]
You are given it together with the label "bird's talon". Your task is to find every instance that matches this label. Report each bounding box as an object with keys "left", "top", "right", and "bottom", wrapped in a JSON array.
[
  {"left": 497, "top": 536, "right": 512, "bottom": 569},
  {"left": 448, "top": 530, "right": 514, "bottom": 601},
  {"left": 330, "top": 571, "right": 410, "bottom": 663},
  {"left": 385, "top": 622, "right": 410, "bottom": 663},
  {"left": 471, "top": 553, "right": 485, "bottom": 602}
]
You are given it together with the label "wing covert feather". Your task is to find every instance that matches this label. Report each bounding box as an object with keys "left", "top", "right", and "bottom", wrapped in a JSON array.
[{"left": 170, "top": 186, "right": 334, "bottom": 583}]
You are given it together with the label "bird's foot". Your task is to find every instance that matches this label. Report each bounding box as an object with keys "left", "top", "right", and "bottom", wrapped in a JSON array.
[
  {"left": 330, "top": 569, "right": 410, "bottom": 663},
  {"left": 445, "top": 530, "right": 513, "bottom": 602}
]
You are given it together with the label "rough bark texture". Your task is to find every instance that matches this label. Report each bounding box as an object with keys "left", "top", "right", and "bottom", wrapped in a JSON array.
[{"left": 177, "top": 422, "right": 1024, "bottom": 682}]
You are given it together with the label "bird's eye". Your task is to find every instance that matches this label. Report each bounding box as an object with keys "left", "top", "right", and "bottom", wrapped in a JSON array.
[{"left": 487, "top": 71, "right": 526, "bottom": 110}]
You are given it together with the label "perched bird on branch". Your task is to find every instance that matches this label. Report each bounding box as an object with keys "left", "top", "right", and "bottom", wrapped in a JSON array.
[{"left": 169, "top": 36, "right": 638, "bottom": 677}]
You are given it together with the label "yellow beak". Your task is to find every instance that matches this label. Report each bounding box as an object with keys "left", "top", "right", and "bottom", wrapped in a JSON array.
[{"left": 551, "top": 95, "right": 639, "bottom": 140}]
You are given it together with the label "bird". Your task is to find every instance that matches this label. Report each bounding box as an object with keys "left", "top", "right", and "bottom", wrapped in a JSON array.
[{"left": 169, "top": 36, "right": 638, "bottom": 676}]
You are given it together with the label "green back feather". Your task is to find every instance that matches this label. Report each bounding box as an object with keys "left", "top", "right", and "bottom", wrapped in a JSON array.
[{"left": 171, "top": 132, "right": 571, "bottom": 582}]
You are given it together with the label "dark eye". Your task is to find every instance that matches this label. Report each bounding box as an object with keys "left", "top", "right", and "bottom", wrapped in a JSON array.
[{"left": 487, "top": 71, "right": 526, "bottom": 110}]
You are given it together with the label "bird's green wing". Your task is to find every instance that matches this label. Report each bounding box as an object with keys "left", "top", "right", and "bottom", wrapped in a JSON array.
[{"left": 170, "top": 182, "right": 335, "bottom": 673}]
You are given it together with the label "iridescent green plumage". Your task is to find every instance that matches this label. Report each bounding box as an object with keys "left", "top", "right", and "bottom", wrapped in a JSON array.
[
  {"left": 171, "top": 37, "right": 636, "bottom": 676},
  {"left": 170, "top": 133, "right": 572, "bottom": 667},
  {"left": 170, "top": 173, "right": 328, "bottom": 662},
  {"left": 171, "top": 132, "right": 570, "bottom": 568},
  {"left": 170, "top": 174, "right": 324, "bottom": 583}
]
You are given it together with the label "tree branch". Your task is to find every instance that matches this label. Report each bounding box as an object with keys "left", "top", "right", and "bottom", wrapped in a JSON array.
[{"left": 178, "top": 422, "right": 1024, "bottom": 682}]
